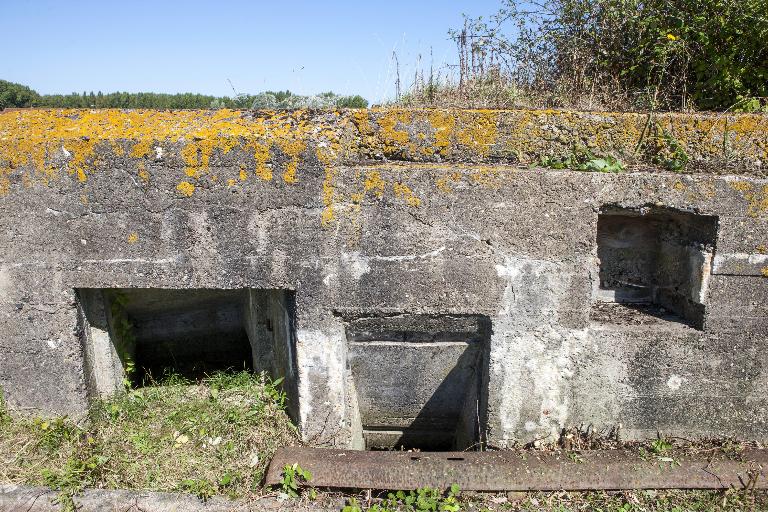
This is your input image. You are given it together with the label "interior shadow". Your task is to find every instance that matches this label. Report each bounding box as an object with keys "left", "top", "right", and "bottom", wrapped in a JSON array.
[{"left": 346, "top": 314, "right": 491, "bottom": 451}]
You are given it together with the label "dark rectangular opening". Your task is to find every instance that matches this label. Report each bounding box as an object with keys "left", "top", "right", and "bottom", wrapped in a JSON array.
[
  {"left": 345, "top": 314, "right": 491, "bottom": 451},
  {"left": 115, "top": 289, "right": 253, "bottom": 382},
  {"left": 76, "top": 288, "right": 298, "bottom": 418},
  {"left": 595, "top": 206, "right": 717, "bottom": 328}
]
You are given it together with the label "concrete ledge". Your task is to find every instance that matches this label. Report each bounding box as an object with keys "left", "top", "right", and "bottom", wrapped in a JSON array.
[
  {"left": 0, "top": 109, "right": 766, "bottom": 202},
  {"left": 0, "top": 484, "right": 336, "bottom": 512}
]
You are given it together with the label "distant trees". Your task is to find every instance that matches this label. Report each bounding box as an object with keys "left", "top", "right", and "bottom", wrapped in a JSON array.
[
  {"left": 0, "top": 81, "right": 369, "bottom": 110},
  {"left": 0, "top": 80, "right": 40, "bottom": 109},
  {"left": 249, "top": 91, "right": 368, "bottom": 109}
]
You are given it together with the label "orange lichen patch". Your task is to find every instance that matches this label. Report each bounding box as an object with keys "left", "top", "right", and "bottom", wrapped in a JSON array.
[
  {"left": 130, "top": 139, "right": 153, "bottom": 159},
  {"left": 251, "top": 142, "right": 273, "bottom": 181},
  {"left": 427, "top": 111, "right": 457, "bottom": 157},
  {"left": 0, "top": 174, "right": 9, "bottom": 197},
  {"left": 729, "top": 181, "right": 753, "bottom": 193},
  {"left": 725, "top": 114, "right": 768, "bottom": 161},
  {"left": 176, "top": 181, "right": 195, "bottom": 197},
  {"left": 239, "top": 166, "right": 248, "bottom": 181},
  {"left": 750, "top": 185, "right": 768, "bottom": 217},
  {"left": 321, "top": 167, "right": 337, "bottom": 226},
  {"left": 455, "top": 110, "right": 499, "bottom": 156},
  {"left": 227, "top": 178, "right": 237, "bottom": 187},
  {"left": 469, "top": 166, "right": 504, "bottom": 187},
  {"left": 315, "top": 144, "right": 339, "bottom": 227},
  {"left": 3, "top": 108, "right": 768, "bottom": 231},
  {"left": 110, "top": 141, "right": 125, "bottom": 156},
  {"left": 352, "top": 110, "right": 373, "bottom": 137},
  {"left": 376, "top": 110, "right": 412, "bottom": 155},
  {"left": 138, "top": 163, "right": 150, "bottom": 183},
  {"left": 435, "top": 172, "right": 462, "bottom": 193},
  {"left": 280, "top": 139, "right": 305, "bottom": 184},
  {"left": 393, "top": 182, "right": 421, "bottom": 207},
  {"left": 0, "top": 109, "right": 337, "bottom": 193},
  {"left": 729, "top": 180, "right": 768, "bottom": 217},
  {"left": 127, "top": 232, "right": 139, "bottom": 244},
  {"left": 363, "top": 170, "right": 386, "bottom": 198}
]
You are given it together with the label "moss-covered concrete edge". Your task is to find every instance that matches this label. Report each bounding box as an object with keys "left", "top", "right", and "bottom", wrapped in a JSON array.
[{"left": 1, "top": 108, "right": 766, "bottom": 202}]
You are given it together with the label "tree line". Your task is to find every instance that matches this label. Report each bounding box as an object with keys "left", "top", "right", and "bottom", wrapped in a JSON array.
[{"left": 0, "top": 80, "right": 368, "bottom": 110}]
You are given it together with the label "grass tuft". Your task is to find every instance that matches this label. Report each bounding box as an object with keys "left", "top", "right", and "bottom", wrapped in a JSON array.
[{"left": 0, "top": 371, "right": 299, "bottom": 504}]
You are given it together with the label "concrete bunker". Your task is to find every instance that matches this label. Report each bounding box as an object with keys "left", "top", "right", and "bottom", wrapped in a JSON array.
[
  {"left": 594, "top": 206, "right": 718, "bottom": 328},
  {"left": 345, "top": 314, "right": 491, "bottom": 451},
  {"left": 76, "top": 288, "right": 298, "bottom": 409}
]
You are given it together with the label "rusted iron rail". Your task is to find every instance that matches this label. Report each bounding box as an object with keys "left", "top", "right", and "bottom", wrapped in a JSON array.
[{"left": 266, "top": 447, "right": 767, "bottom": 491}]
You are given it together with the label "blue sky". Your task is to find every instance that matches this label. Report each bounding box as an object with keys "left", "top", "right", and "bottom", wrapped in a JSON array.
[{"left": 1, "top": 0, "right": 500, "bottom": 104}]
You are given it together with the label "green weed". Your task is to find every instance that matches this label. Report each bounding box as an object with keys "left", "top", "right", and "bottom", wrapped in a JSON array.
[
  {"left": 343, "top": 485, "right": 461, "bottom": 512},
  {"left": 650, "top": 437, "right": 673, "bottom": 455},
  {"left": 650, "top": 124, "right": 689, "bottom": 172},
  {"left": 279, "top": 462, "right": 312, "bottom": 498},
  {"left": 539, "top": 149, "right": 625, "bottom": 173}
]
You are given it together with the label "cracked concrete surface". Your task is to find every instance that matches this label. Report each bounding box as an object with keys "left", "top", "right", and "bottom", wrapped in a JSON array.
[{"left": 0, "top": 109, "right": 766, "bottom": 448}]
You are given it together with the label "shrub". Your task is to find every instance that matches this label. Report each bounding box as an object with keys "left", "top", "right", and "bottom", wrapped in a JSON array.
[{"left": 409, "top": 0, "right": 768, "bottom": 111}]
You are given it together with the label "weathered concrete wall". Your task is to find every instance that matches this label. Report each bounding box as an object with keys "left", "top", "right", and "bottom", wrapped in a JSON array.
[{"left": 0, "top": 109, "right": 766, "bottom": 448}]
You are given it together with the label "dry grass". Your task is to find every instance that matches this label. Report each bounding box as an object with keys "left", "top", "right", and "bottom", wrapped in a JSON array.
[{"left": 396, "top": 72, "right": 632, "bottom": 112}]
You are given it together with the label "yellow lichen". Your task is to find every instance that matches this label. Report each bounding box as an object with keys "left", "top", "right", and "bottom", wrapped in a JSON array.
[
  {"left": 321, "top": 167, "right": 337, "bottom": 225},
  {"left": 393, "top": 182, "right": 421, "bottom": 207},
  {"left": 377, "top": 111, "right": 412, "bottom": 156},
  {"left": 1, "top": 108, "right": 766, "bottom": 228},
  {"left": 251, "top": 143, "right": 272, "bottom": 180},
  {"left": 427, "top": 111, "right": 456, "bottom": 157},
  {"left": 363, "top": 170, "right": 386, "bottom": 198},
  {"left": 130, "top": 139, "right": 152, "bottom": 159},
  {"left": 138, "top": 164, "right": 150, "bottom": 183},
  {"left": 176, "top": 181, "right": 195, "bottom": 197},
  {"left": 279, "top": 139, "right": 305, "bottom": 184},
  {"left": 730, "top": 181, "right": 753, "bottom": 192},
  {"left": 435, "top": 172, "right": 462, "bottom": 193},
  {"left": 761, "top": 267, "right": 768, "bottom": 278},
  {"left": 127, "top": 232, "right": 138, "bottom": 244},
  {"left": 456, "top": 110, "right": 499, "bottom": 156},
  {"left": 730, "top": 181, "right": 768, "bottom": 217}
]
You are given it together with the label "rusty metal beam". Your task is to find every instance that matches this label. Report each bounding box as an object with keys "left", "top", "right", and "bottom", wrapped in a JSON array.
[{"left": 265, "top": 447, "right": 768, "bottom": 491}]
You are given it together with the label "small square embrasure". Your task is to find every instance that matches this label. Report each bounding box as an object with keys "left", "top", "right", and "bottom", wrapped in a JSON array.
[{"left": 595, "top": 207, "right": 718, "bottom": 328}]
